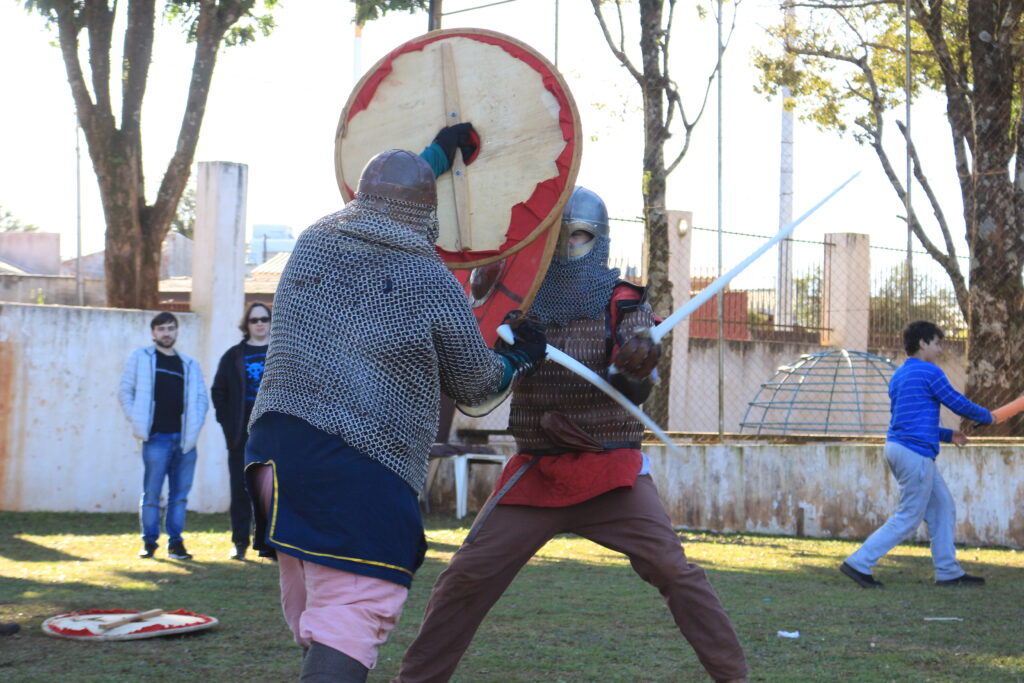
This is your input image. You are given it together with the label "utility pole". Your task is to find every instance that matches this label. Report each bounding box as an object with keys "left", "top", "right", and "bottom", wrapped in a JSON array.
[
  {"left": 776, "top": 1, "right": 795, "bottom": 330},
  {"left": 75, "top": 117, "right": 84, "bottom": 306},
  {"left": 428, "top": 0, "right": 443, "bottom": 30}
]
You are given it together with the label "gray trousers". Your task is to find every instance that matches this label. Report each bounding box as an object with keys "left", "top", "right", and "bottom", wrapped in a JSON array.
[{"left": 845, "top": 440, "right": 964, "bottom": 581}]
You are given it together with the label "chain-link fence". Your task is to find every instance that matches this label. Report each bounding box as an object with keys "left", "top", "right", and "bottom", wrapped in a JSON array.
[
  {"left": 607, "top": 216, "right": 976, "bottom": 436},
  {"left": 744, "top": 0, "right": 1024, "bottom": 433}
]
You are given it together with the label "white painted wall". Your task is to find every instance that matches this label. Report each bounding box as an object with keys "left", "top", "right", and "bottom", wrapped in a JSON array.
[
  {"left": 823, "top": 232, "right": 871, "bottom": 350},
  {"left": 643, "top": 439, "right": 1024, "bottom": 548},
  {"left": 189, "top": 161, "right": 249, "bottom": 518},
  {"left": 429, "top": 437, "right": 1023, "bottom": 548},
  {"left": 0, "top": 303, "right": 219, "bottom": 512}
]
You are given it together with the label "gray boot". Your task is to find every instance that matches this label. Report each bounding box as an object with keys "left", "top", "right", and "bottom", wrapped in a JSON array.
[{"left": 299, "top": 641, "right": 368, "bottom": 683}]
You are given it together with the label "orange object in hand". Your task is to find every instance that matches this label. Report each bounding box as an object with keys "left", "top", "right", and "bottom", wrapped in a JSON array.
[{"left": 990, "top": 396, "right": 1024, "bottom": 423}]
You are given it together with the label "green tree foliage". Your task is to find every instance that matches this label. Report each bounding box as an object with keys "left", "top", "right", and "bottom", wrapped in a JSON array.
[
  {"left": 792, "top": 266, "right": 822, "bottom": 330},
  {"left": 350, "top": 0, "right": 426, "bottom": 25},
  {"left": 870, "top": 262, "right": 964, "bottom": 344},
  {"left": 0, "top": 205, "right": 40, "bottom": 232},
  {"left": 21, "top": 0, "right": 279, "bottom": 309},
  {"left": 755, "top": 0, "right": 1024, "bottom": 429}
]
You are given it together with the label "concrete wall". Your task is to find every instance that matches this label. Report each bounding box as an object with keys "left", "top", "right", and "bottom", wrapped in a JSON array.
[
  {"left": 161, "top": 232, "right": 194, "bottom": 279},
  {"left": 0, "top": 303, "right": 223, "bottom": 512},
  {"left": 188, "top": 161, "right": 249, "bottom": 517},
  {"left": 644, "top": 439, "right": 1024, "bottom": 548},
  {"left": 0, "top": 232, "right": 60, "bottom": 274},
  {"left": 1, "top": 303, "right": 1019, "bottom": 549},
  {"left": 823, "top": 232, "right": 871, "bottom": 350},
  {"left": 0, "top": 274, "right": 106, "bottom": 306},
  {"left": 434, "top": 437, "right": 1023, "bottom": 548}
]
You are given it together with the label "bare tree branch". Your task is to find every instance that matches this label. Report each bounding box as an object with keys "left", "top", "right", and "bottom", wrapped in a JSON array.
[
  {"left": 589, "top": 0, "right": 643, "bottom": 85},
  {"left": 666, "top": 1, "right": 739, "bottom": 175},
  {"left": 788, "top": 44, "right": 864, "bottom": 65},
  {"left": 789, "top": 1, "right": 896, "bottom": 9},
  {"left": 865, "top": 117, "right": 969, "bottom": 317},
  {"left": 121, "top": 0, "right": 155, "bottom": 137},
  {"left": 148, "top": 0, "right": 235, "bottom": 233},
  {"left": 84, "top": 0, "right": 114, "bottom": 124},
  {"left": 896, "top": 119, "right": 969, "bottom": 313},
  {"left": 55, "top": 8, "right": 95, "bottom": 132}
]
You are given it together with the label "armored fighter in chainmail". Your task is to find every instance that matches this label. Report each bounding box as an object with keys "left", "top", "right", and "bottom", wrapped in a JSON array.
[
  {"left": 244, "top": 125, "right": 545, "bottom": 683},
  {"left": 396, "top": 187, "right": 749, "bottom": 683}
]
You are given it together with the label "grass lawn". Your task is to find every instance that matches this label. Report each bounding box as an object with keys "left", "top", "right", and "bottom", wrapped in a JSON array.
[{"left": 1, "top": 512, "right": 1022, "bottom": 682}]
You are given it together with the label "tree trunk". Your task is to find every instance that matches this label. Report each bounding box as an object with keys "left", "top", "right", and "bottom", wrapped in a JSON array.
[
  {"left": 50, "top": 1, "right": 237, "bottom": 310},
  {"left": 92, "top": 132, "right": 146, "bottom": 308},
  {"left": 638, "top": 0, "right": 673, "bottom": 427},
  {"left": 962, "top": 0, "right": 1024, "bottom": 433},
  {"left": 644, "top": 175, "right": 673, "bottom": 427}
]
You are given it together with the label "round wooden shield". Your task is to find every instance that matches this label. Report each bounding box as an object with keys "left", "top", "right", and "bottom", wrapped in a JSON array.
[
  {"left": 336, "top": 28, "right": 581, "bottom": 269},
  {"left": 454, "top": 219, "right": 558, "bottom": 346},
  {"left": 42, "top": 609, "right": 217, "bottom": 641}
]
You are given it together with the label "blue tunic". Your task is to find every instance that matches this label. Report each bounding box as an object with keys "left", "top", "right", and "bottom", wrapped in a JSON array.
[{"left": 245, "top": 411, "right": 427, "bottom": 587}]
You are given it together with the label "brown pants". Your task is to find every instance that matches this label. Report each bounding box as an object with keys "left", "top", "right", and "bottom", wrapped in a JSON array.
[{"left": 395, "top": 475, "right": 748, "bottom": 682}]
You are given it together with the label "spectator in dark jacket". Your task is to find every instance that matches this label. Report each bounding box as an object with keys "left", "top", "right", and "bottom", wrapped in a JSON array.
[{"left": 211, "top": 302, "right": 271, "bottom": 560}]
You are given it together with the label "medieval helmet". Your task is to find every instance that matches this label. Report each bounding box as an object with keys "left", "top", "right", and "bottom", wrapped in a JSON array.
[
  {"left": 356, "top": 149, "right": 437, "bottom": 207},
  {"left": 554, "top": 186, "right": 609, "bottom": 262}
]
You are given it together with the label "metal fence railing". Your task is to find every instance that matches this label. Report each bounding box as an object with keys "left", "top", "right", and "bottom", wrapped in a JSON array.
[{"left": 605, "top": 219, "right": 974, "bottom": 435}]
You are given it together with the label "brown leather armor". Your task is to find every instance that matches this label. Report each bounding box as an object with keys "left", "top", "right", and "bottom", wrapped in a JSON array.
[{"left": 509, "top": 302, "right": 655, "bottom": 454}]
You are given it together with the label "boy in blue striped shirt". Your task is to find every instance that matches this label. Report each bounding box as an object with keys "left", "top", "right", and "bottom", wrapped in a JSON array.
[{"left": 840, "top": 320, "right": 992, "bottom": 588}]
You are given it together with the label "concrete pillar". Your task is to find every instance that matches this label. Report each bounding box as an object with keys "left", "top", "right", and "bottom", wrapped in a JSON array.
[
  {"left": 665, "top": 211, "right": 692, "bottom": 431},
  {"left": 190, "top": 162, "right": 248, "bottom": 513},
  {"left": 823, "top": 232, "right": 870, "bottom": 350}
]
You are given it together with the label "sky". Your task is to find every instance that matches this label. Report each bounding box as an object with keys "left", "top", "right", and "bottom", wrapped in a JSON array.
[{"left": 0, "top": 0, "right": 967, "bottom": 289}]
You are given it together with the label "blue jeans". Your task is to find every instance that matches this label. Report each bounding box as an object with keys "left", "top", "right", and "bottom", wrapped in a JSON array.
[
  {"left": 140, "top": 433, "right": 197, "bottom": 546},
  {"left": 845, "top": 440, "right": 964, "bottom": 581}
]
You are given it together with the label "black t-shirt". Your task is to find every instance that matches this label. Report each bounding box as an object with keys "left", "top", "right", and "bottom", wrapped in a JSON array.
[
  {"left": 243, "top": 343, "right": 268, "bottom": 402},
  {"left": 243, "top": 343, "right": 268, "bottom": 421},
  {"left": 151, "top": 352, "right": 185, "bottom": 435}
]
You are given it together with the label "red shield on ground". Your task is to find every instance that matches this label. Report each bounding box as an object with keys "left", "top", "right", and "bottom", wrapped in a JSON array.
[{"left": 41, "top": 609, "right": 218, "bottom": 641}]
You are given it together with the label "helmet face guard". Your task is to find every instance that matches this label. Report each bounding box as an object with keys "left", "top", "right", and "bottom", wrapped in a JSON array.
[{"left": 553, "top": 186, "right": 609, "bottom": 263}]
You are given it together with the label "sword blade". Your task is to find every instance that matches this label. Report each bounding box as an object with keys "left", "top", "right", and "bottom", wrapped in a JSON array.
[{"left": 650, "top": 171, "right": 861, "bottom": 345}]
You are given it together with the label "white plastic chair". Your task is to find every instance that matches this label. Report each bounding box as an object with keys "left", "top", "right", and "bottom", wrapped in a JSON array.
[{"left": 452, "top": 452, "right": 508, "bottom": 519}]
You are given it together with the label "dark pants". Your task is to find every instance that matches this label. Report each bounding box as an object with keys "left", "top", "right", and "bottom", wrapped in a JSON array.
[
  {"left": 228, "top": 443, "right": 253, "bottom": 548},
  {"left": 395, "top": 475, "right": 748, "bottom": 682}
]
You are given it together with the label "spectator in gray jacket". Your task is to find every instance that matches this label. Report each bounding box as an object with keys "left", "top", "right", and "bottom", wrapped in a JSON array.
[{"left": 119, "top": 312, "right": 208, "bottom": 560}]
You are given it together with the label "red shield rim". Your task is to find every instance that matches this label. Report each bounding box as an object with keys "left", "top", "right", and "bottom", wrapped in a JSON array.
[{"left": 335, "top": 28, "right": 581, "bottom": 270}]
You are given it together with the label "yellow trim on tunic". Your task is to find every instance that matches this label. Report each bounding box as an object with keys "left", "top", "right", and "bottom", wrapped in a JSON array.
[{"left": 263, "top": 459, "right": 414, "bottom": 578}]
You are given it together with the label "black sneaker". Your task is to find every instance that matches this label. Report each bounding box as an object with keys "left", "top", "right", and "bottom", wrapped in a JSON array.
[
  {"left": 168, "top": 543, "right": 193, "bottom": 560},
  {"left": 229, "top": 545, "right": 247, "bottom": 561},
  {"left": 0, "top": 622, "right": 21, "bottom": 636},
  {"left": 936, "top": 573, "right": 985, "bottom": 586},
  {"left": 840, "top": 561, "right": 884, "bottom": 588},
  {"left": 139, "top": 543, "right": 158, "bottom": 559}
]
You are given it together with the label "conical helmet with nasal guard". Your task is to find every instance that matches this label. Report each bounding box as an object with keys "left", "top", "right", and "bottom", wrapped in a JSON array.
[
  {"left": 357, "top": 149, "right": 437, "bottom": 207},
  {"left": 554, "top": 186, "right": 609, "bottom": 262}
]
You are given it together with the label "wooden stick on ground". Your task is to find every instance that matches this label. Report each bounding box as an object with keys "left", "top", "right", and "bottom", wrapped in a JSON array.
[{"left": 98, "top": 609, "right": 165, "bottom": 631}]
